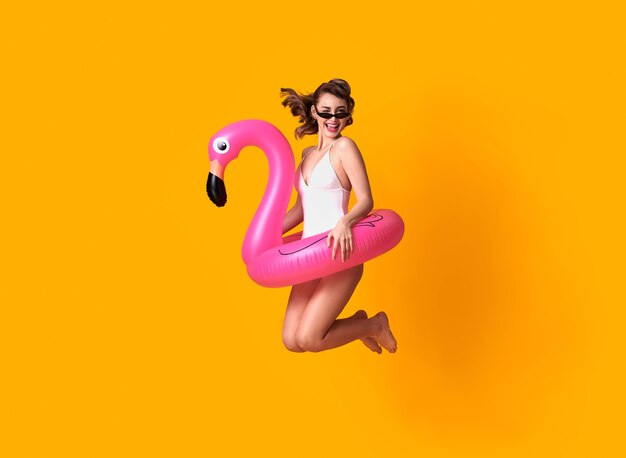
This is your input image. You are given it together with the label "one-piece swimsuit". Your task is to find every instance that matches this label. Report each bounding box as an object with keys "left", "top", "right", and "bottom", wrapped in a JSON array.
[{"left": 295, "top": 140, "right": 350, "bottom": 238}]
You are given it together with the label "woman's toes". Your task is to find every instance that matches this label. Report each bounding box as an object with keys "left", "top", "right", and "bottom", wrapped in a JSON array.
[
  {"left": 363, "top": 337, "right": 383, "bottom": 353},
  {"left": 374, "top": 311, "right": 398, "bottom": 354}
]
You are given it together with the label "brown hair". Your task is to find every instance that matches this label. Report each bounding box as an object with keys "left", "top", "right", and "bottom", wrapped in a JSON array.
[{"left": 280, "top": 78, "right": 355, "bottom": 139}]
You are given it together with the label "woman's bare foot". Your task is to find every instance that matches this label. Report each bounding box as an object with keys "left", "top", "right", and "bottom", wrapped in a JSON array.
[
  {"left": 373, "top": 311, "right": 397, "bottom": 353},
  {"left": 350, "top": 310, "right": 382, "bottom": 354}
]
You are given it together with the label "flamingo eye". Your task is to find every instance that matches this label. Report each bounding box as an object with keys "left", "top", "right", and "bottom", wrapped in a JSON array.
[{"left": 213, "top": 137, "right": 230, "bottom": 154}]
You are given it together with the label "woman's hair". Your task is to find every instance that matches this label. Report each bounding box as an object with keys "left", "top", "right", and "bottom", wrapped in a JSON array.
[{"left": 280, "top": 78, "right": 355, "bottom": 139}]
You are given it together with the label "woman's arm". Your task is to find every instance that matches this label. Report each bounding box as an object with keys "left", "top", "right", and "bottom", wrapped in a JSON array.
[
  {"left": 338, "top": 138, "right": 374, "bottom": 225},
  {"left": 327, "top": 138, "right": 374, "bottom": 261},
  {"left": 282, "top": 193, "right": 303, "bottom": 234}
]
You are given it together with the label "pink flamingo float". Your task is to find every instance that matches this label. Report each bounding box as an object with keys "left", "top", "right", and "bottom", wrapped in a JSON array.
[{"left": 206, "top": 119, "right": 404, "bottom": 288}]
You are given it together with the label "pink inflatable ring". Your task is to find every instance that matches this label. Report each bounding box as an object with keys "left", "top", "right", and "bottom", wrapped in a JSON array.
[{"left": 206, "top": 119, "right": 404, "bottom": 288}]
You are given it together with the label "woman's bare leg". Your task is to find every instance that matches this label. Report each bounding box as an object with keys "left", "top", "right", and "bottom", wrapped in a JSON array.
[
  {"left": 282, "top": 278, "right": 320, "bottom": 352},
  {"left": 283, "top": 282, "right": 381, "bottom": 353},
  {"left": 295, "top": 264, "right": 397, "bottom": 353}
]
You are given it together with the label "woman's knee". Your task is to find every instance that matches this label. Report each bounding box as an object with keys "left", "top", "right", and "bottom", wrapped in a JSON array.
[
  {"left": 282, "top": 332, "right": 305, "bottom": 352},
  {"left": 294, "top": 328, "right": 323, "bottom": 353}
]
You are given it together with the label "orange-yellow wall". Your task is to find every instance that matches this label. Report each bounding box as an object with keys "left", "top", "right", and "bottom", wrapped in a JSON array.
[{"left": 2, "top": 1, "right": 625, "bottom": 456}]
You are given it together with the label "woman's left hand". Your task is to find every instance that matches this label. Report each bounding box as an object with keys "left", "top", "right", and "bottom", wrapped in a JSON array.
[{"left": 326, "top": 218, "right": 353, "bottom": 262}]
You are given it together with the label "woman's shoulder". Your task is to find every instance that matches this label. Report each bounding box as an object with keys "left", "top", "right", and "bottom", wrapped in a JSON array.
[
  {"left": 334, "top": 136, "right": 357, "bottom": 148},
  {"left": 333, "top": 136, "right": 361, "bottom": 159},
  {"left": 301, "top": 145, "right": 315, "bottom": 158}
]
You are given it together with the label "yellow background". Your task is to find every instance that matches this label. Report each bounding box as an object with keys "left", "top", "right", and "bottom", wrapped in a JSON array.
[{"left": 2, "top": 1, "right": 625, "bottom": 456}]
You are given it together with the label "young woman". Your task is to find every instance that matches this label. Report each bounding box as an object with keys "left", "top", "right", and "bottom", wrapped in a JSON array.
[{"left": 279, "top": 78, "right": 397, "bottom": 354}]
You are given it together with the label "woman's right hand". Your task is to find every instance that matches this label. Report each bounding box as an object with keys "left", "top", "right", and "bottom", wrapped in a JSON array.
[{"left": 326, "top": 217, "right": 353, "bottom": 262}]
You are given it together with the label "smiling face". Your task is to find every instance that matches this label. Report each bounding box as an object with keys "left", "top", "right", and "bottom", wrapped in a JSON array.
[{"left": 311, "top": 92, "right": 351, "bottom": 138}]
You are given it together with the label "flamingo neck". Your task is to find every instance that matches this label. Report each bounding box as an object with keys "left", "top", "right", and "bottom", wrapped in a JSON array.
[{"left": 239, "top": 120, "right": 294, "bottom": 264}]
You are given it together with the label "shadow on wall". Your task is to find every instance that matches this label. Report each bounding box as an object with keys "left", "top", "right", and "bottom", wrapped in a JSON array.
[{"left": 388, "top": 87, "right": 582, "bottom": 437}]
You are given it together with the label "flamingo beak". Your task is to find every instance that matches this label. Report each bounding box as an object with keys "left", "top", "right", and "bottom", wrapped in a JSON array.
[{"left": 207, "top": 159, "right": 227, "bottom": 207}]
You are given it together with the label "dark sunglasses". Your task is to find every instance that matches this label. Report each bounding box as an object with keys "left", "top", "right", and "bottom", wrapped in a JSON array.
[{"left": 314, "top": 107, "right": 352, "bottom": 119}]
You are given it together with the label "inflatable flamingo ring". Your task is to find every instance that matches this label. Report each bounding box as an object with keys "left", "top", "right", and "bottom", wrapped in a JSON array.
[{"left": 206, "top": 119, "right": 404, "bottom": 288}]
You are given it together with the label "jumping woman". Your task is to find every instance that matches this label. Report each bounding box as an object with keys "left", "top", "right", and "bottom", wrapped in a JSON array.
[{"left": 279, "top": 78, "right": 398, "bottom": 354}]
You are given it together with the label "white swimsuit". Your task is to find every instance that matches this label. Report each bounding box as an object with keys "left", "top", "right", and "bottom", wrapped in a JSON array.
[{"left": 296, "top": 140, "right": 350, "bottom": 238}]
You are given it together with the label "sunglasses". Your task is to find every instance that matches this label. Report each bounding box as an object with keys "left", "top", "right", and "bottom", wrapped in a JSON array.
[{"left": 314, "top": 107, "right": 352, "bottom": 119}]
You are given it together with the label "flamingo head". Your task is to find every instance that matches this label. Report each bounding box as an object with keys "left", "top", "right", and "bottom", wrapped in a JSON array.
[{"left": 206, "top": 128, "right": 245, "bottom": 207}]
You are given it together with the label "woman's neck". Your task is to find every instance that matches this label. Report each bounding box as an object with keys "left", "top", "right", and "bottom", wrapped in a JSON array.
[{"left": 316, "top": 133, "right": 342, "bottom": 151}]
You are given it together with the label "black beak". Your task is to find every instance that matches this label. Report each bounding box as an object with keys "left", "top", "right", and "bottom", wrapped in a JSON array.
[{"left": 207, "top": 173, "right": 227, "bottom": 207}]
